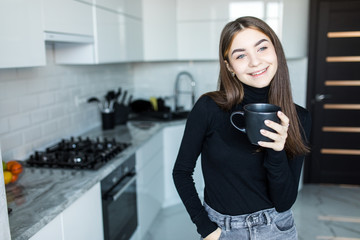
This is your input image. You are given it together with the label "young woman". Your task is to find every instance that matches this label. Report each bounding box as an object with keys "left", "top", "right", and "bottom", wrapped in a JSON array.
[{"left": 172, "top": 16, "right": 311, "bottom": 240}]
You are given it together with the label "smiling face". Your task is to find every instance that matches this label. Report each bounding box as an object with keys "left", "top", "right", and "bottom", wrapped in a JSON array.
[{"left": 226, "top": 28, "right": 278, "bottom": 88}]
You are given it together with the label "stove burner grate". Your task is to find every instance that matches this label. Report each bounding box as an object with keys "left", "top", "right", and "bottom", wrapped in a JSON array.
[{"left": 26, "top": 137, "right": 130, "bottom": 170}]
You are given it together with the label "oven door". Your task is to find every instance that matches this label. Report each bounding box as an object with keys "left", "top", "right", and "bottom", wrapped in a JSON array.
[{"left": 102, "top": 173, "right": 138, "bottom": 240}]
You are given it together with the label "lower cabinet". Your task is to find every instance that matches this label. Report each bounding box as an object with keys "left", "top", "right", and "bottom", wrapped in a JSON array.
[
  {"left": 135, "top": 131, "right": 164, "bottom": 239},
  {"left": 163, "top": 124, "right": 204, "bottom": 207},
  {"left": 29, "top": 183, "right": 103, "bottom": 240}
]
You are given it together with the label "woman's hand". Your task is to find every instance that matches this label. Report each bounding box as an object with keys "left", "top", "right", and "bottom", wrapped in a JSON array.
[
  {"left": 203, "top": 227, "right": 222, "bottom": 240},
  {"left": 258, "top": 111, "right": 290, "bottom": 151}
]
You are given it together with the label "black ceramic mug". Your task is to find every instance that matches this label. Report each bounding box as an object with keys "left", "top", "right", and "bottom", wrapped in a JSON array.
[{"left": 230, "top": 103, "right": 281, "bottom": 145}]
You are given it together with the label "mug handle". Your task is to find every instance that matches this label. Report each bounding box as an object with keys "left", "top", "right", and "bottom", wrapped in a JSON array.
[{"left": 230, "top": 111, "right": 246, "bottom": 133}]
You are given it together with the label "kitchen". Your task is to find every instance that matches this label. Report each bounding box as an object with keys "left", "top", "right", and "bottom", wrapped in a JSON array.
[{"left": 1, "top": 0, "right": 360, "bottom": 240}]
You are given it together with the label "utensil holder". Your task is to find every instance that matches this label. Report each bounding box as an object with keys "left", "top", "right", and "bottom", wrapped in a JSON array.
[
  {"left": 114, "top": 103, "right": 130, "bottom": 125},
  {"left": 102, "top": 111, "right": 115, "bottom": 130}
]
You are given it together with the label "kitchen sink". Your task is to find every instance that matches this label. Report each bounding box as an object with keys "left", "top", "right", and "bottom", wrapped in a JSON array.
[{"left": 129, "top": 110, "right": 190, "bottom": 122}]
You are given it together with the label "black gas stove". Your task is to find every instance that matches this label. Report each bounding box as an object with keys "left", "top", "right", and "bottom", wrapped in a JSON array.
[{"left": 26, "top": 137, "right": 130, "bottom": 170}]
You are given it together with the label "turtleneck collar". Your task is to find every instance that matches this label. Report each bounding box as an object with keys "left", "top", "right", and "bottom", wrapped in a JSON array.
[{"left": 242, "top": 83, "right": 270, "bottom": 105}]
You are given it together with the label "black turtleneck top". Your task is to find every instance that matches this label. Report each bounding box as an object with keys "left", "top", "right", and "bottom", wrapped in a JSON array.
[{"left": 172, "top": 84, "right": 311, "bottom": 238}]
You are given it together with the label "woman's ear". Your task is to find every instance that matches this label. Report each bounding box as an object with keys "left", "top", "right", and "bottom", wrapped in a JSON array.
[{"left": 224, "top": 60, "right": 235, "bottom": 76}]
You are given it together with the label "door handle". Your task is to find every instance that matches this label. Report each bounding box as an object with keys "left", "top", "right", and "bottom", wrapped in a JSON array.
[{"left": 315, "top": 94, "right": 332, "bottom": 102}]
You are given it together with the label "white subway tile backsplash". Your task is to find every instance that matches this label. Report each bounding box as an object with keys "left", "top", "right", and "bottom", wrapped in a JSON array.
[
  {"left": 9, "top": 113, "right": 31, "bottom": 131},
  {"left": 31, "top": 109, "right": 49, "bottom": 124},
  {"left": 0, "top": 98, "right": 19, "bottom": 117},
  {"left": 0, "top": 118, "right": 9, "bottom": 134},
  {"left": 19, "top": 95, "right": 38, "bottom": 112},
  {"left": 1, "top": 132, "right": 23, "bottom": 152},
  {"left": 49, "top": 105, "right": 65, "bottom": 119},
  {"left": 42, "top": 120, "right": 58, "bottom": 135},
  {"left": 38, "top": 91, "right": 56, "bottom": 107},
  {"left": 23, "top": 126, "right": 42, "bottom": 143}
]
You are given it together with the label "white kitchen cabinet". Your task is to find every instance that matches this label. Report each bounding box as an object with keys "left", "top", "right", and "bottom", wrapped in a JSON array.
[
  {"left": 62, "top": 183, "right": 104, "bottom": 240},
  {"left": 29, "top": 215, "right": 63, "bottom": 240},
  {"left": 42, "top": 0, "right": 93, "bottom": 37},
  {"left": 0, "top": 0, "right": 46, "bottom": 69},
  {"left": 29, "top": 183, "right": 103, "bottom": 240},
  {"left": 176, "top": 0, "right": 229, "bottom": 61},
  {"left": 95, "top": 0, "right": 142, "bottom": 18},
  {"left": 95, "top": 7, "right": 143, "bottom": 63},
  {"left": 177, "top": 21, "right": 226, "bottom": 61},
  {"left": 177, "top": 0, "right": 229, "bottom": 21},
  {"left": 94, "top": 0, "right": 143, "bottom": 63},
  {"left": 142, "top": 0, "right": 177, "bottom": 61},
  {"left": 136, "top": 131, "right": 164, "bottom": 239},
  {"left": 163, "top": 124, "right": 204, "bottom": 207}
]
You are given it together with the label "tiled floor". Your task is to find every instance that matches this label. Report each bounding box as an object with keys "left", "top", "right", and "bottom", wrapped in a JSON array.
[{"left": 143, "top": 184, "right": 360, "bottom": 240}]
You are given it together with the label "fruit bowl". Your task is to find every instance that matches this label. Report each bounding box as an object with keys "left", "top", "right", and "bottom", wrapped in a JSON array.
[{"left": 3, "top": 160, "right": 23, "bottom": 185}]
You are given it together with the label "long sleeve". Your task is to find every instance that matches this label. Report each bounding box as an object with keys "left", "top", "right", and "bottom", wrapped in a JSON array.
[
  {"left": 263, "top": 107, "right": 312, "bottom": 211},
  {"left": 172, "top": 96, "right": 218, "bottom": 238}
]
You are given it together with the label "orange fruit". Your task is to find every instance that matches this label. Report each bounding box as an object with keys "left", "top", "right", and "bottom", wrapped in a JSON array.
[
  {"left": 10, "top": 162, "right": 23, "bottom": 175},
  {"left": 6, "top": 161, "right": 18, "bottom": 171},
  {"left": 3, "top": 171, "right": 12, "bottom": 185},
  {"left": 11, "top": 174, "right": 18, "bottom": 183}
]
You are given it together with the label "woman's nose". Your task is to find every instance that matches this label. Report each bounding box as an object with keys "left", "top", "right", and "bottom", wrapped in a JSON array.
[{"left": 248, "top": 53, "right": 261, "bottom": 67}]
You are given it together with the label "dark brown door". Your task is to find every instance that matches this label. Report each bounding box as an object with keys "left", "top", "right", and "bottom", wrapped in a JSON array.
[{"left": 305, "top": 0, "right": 360, "bottom": 184}]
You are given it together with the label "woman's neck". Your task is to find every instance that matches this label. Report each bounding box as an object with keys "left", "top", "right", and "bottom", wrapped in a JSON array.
[{"left": 242, "top": 83, "right": 270, "bottom": 105}]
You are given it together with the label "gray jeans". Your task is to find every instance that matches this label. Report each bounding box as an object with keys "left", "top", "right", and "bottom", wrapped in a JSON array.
[{"left": 203, "top": 202, "right": 298, "bottom": 240}]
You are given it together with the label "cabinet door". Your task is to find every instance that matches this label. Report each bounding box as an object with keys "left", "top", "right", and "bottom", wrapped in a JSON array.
[
  {"left": 136, "top": 132, "right": 164, "bottom": 239},
  {"left": 95, "top": 7, "right": 143, "bottom": 63},
  {"left": 177, "top": 0, "right": 229, "bottom": 21},
  {"left": 95, "top": 7, "right": 124, "bottom": 63},
  {"left": 96, "top": 0, "right": 142, "bottom": 18},
  {"left": 62, "top": 183, "right": 104, "bottom": 240},
  {"left": 29, "top": 215, "right": 63, "bottom": 240},
  {"left": 42, "top": 0, "right": 93, "bottom": 36},
  {"left": 0, "top": 0, "right": 45, "bottom": 68},
  {"left": 162, "top": 124, "right": 204, "bottom": 207},
  {"left": 142, "top": 0, "right": 177, "bottom": 61},
  {"left": 177, "top": 21, "right": 226, "bottom": 60}
]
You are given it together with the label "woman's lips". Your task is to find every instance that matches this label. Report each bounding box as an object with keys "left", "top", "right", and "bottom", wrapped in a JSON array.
[{"left": 249, "top": 67, "right": 269, "bottom": 77}]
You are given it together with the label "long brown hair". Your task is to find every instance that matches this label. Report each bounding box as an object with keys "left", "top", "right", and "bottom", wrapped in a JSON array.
[{"left": 206, "top": 16, "right": 309, "bottom": 159}]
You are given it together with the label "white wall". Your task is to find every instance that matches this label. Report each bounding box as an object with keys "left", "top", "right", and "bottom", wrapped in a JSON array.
[{"left": 0, "top": 44, "right": 133, "bottom": 162}]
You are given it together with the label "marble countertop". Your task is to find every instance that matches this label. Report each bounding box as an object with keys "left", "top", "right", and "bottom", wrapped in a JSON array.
[{"left": 6, "top": 120, "right": 185, "bottom": 240}]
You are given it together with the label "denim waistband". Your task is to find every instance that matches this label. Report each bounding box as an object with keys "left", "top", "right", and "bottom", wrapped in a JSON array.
[{"left": 204, "top": 202, "right": 279, "bottom": 231}]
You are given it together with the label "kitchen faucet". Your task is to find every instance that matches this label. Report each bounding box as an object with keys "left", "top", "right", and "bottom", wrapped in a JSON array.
[{"left": 174, "top": 71, "right": 196, "bottom": 111}]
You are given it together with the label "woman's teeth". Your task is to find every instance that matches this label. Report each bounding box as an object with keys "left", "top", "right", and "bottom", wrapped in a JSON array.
[{"left": 250, "top": 67, "right": 267, "bottom": 76}]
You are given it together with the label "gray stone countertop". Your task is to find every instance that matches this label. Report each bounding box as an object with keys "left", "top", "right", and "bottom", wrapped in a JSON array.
[{"left": 6, "top": 120, "right": 185, "bottom": 240}]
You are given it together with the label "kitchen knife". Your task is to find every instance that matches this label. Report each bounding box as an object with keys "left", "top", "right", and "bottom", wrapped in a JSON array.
[
  {"left": 120, "top": 90, "right": 128, "bottom": 105},
  {"left": 127, "top": 95, "right": 133, "bottom": 106}
]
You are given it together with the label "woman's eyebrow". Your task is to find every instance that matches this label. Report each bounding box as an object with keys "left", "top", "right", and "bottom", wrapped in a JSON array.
[
  {"left": 255, "top": 39, "right": 268, "bottom": 47},
  {"left": 231, "top": 39, "right": 269, "bottom": 56}
]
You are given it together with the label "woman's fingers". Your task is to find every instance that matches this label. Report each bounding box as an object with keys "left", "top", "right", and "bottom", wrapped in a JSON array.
[{"left": 258, "top": 111, "right": 289, "bottom": 151}]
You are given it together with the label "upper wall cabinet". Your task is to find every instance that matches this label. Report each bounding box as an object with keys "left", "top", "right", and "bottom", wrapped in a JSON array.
[
  {"left": 95, "top": 0, "right": 142, "bottom": 18},
  {"left": 176, "top": 0, "right": 285, "bottom": 61},
  {"left": 42, "top": 0, "right": 94, "bottom": 37},
  {"left": 142, "top": 0, "right": 177, "bottom": 61},
  {"left": 49, "top": 0, "right": 143, "bottom": 64},
  {"left": 94, "top": 2, "right": 143, "bottom": 63},
  {"left": 176, "top": 0, "right": 228, "bottom": 60},
  {"left": 0, "top": 0, "right": 46, "bottom": 69},
  {"left": 177, "top": 0, "right": 228, "bottom": 21}
]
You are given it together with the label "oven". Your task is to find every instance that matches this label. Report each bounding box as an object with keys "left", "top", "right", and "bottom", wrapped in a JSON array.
[{"left": 101, "top": 154, "right": 138, "bottom": 240}]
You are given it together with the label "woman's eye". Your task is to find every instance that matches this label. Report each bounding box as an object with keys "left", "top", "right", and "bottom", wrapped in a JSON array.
[
  {"left": 258, "top": 46, "right": 268, "bottom": 52},
  {"left": 236, "top": 54, "right": 246, "bottom": 59}
]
